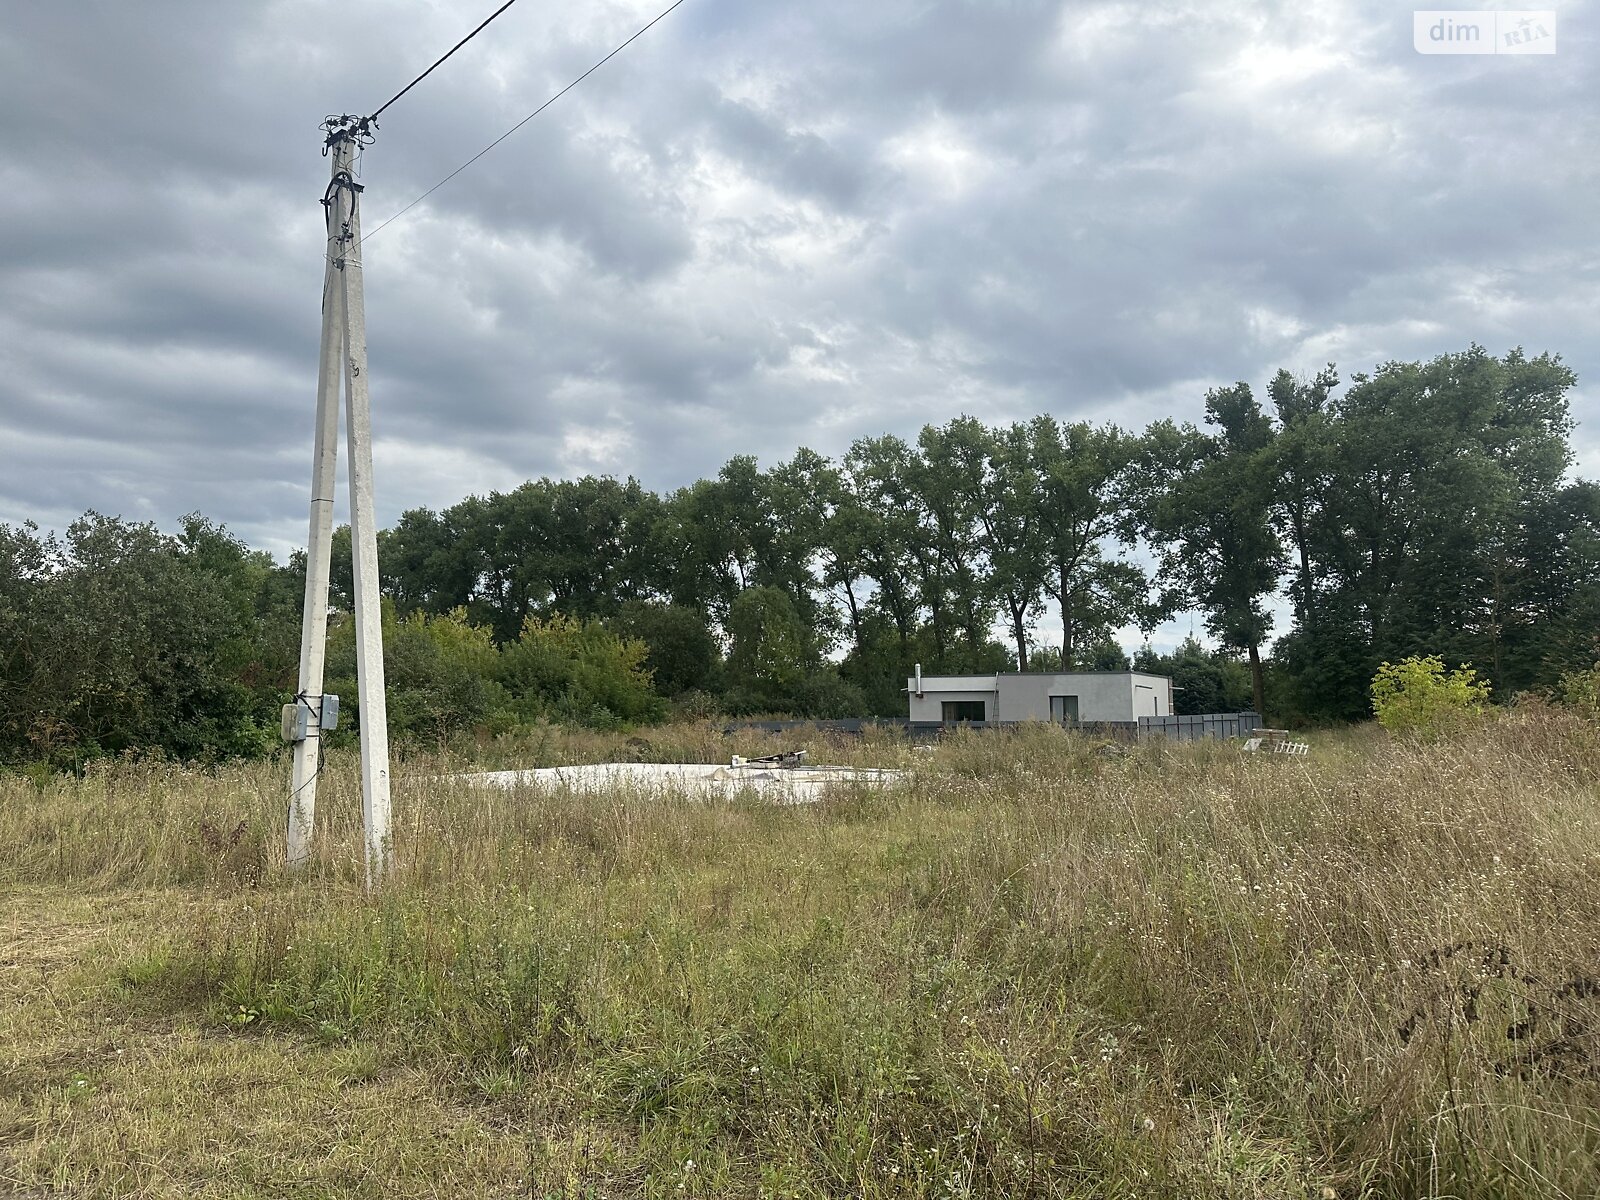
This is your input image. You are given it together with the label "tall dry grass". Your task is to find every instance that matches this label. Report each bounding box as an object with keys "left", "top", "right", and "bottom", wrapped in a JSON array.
[{"left": 3, "top": 713, "right": 1598, "bottom": 1196}]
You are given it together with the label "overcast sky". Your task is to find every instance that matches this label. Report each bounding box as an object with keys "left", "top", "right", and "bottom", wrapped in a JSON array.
[{"left": 2, "top": 0, "right": 1596, "bottom": 650}]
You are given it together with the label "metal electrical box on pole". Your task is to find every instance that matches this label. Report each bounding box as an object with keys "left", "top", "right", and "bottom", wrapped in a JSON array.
[{"left": 287, "top": 116, "right": 392, "bottom": 886}]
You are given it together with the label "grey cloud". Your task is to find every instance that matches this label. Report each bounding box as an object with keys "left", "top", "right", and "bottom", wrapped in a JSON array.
[{"left": 0, "top": 0, "right": 1595, "bottom": 585}]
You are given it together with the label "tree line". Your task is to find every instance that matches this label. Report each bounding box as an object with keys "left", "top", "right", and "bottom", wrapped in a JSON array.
[{"left": 2, "top": 344, "right": 1595, "bottom": 765}]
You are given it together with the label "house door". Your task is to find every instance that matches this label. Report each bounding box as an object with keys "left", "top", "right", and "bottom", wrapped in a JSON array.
[{"left": 1049, "top": 695, "right": 1079, "bottom": 725}]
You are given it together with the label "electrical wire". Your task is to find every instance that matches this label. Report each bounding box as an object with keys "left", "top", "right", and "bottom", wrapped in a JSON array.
[
  {"left": 360, "top": 0, "right": 686, "bottom": 245},
  {"left": 368, "top": 0, "right": 525, "bottom": 124},
  {"left": 288, "top": 693, "right": 327, "bottom": 806},
  {"left": 290, "top": 736, "right": 325, "bottom": 804}
]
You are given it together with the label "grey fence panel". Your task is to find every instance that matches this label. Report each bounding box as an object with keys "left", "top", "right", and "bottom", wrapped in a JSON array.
[
  {"left": 721, "top": 718, "right": 895, "bottom": 735},
  {"left": 721, "top": 718, "right": 1144, "bottom": 741},
  {"left": 1137, "top": 712, "right": 1262, "bottom": 742}
]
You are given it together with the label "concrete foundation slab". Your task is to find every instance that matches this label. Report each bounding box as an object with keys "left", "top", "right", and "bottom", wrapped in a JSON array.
[{"left": 456, "top": 761, "right": 906, "bottom": 804}]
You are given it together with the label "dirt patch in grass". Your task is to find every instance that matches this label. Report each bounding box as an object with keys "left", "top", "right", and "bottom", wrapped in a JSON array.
[{"left": 1, "top": 888, "right": 631, "bottom": 1199}]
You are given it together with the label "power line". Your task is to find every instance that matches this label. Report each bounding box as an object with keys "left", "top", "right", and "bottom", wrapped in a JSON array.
[
  {"left": 369, "top": 0, "right": 525, "bottom": 124},
  {"left": 361, "top": 0, "right": 687, "bottom": 244}
]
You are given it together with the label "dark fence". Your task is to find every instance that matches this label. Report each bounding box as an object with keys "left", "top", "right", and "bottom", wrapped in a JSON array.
[
  {"left": 721, "top": 718, "right": 1141, "bottom": 741},
  {"left": 1137, "top": 712, "right": 1262, "bottom": 742},
  {"left": 721, "top": 718, "right": 903, "bottom": 736}
]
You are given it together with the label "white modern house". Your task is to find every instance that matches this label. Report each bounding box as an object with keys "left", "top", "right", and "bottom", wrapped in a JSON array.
[{"left": 906, "top": 669, "right": 1174, "bottom": 726}]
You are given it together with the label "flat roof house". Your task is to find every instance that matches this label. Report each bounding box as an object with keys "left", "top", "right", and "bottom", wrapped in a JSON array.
[{"left": 906, "top": 670, "right": 1174, "bottom": 726}]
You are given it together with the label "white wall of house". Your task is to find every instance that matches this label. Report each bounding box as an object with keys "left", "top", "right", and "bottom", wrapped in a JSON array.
[
  {"left": 907, "top": 676, "right": 997, "bottom": 723},
  {"left": 906, "top": 672, "right": 1173, "bottom": 724},
  {"left": 1130, "top": 673, "right": 1171, "bottom": 718}
]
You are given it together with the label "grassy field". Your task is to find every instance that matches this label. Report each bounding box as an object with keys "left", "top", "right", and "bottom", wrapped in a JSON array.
[{"left": 2, "top": 714, "right": 1598, "bottom": 1198}]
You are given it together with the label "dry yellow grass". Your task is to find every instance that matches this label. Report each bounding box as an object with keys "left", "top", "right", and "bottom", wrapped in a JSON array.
[{"left": 2, "top": 713, "right": 1598, "bottom": 1198}]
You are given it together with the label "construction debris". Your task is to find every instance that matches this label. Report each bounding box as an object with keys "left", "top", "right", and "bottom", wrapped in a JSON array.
[{"left": 1242, "top": 730, "right": 1310, "bottom": 755}]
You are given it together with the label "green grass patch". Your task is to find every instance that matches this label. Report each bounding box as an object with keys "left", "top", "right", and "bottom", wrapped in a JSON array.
[{"left": 5, "top": 715, "right": 1600, "bottom": 1196}]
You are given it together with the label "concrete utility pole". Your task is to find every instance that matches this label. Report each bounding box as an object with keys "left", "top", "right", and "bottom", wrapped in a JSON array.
[{"left": 287, "top": 116, "right": 392, "bottom": 886}]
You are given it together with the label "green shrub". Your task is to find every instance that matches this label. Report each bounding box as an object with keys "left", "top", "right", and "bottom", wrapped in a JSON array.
[
  {"left": 787, "top": 670, "right": 868, "bottom": 718},
  {"left": 327, "top": 604, "right": 509, "bottom": 744},
  {"left": 0, "top": 514, "right": 296, "bottom": 767},
  {"left": 1370, "top": 654, "right": 1491, "bottom": 737},
  {"left": 669, "top": 689, "right": 722, "bottom": 721},
  {"left": 497, "top": 613, "right": 666, "bottom": 729},
  {"left": 610, "top": 601, "right": 721, "bottom": 697},
  {"left": 1556, "top": 663, "right": 1600, "bottom": 721}
]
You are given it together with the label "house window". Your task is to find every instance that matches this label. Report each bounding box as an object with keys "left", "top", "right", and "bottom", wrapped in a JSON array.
[
  {"left": 1049, "top": 695, "right": 1079, "bottom": 724},
  {"left": 942, "top": 700, "right": 986, "bottom": 723}
]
